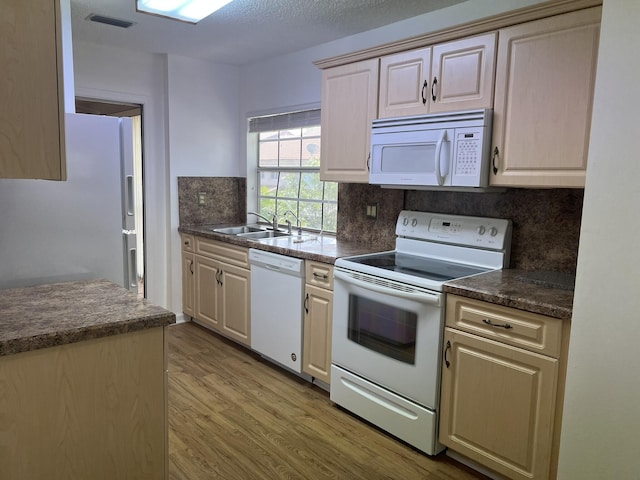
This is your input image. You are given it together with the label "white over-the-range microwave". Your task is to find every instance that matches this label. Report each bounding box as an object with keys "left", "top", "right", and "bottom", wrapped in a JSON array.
[{"left": 369, "top": 109, "right": 493, "bottom": 190}]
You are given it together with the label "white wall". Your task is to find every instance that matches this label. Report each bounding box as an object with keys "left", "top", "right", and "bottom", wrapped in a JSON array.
[
  {"left": 73, "top": 41, "right": 169, "bottom": 308},
  {"left": 165, "top": 55, "right": 241, "bottom": 318},
  {"left": 558, "top": 1, "right": 640, "bottom": 478}
]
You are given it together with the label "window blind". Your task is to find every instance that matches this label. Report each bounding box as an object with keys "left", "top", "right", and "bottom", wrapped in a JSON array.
[{"left": 249, "top": 109, "right": 321, "bottom": 133}]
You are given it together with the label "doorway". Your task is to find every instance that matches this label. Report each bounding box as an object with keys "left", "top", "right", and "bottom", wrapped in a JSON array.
[{"left": 75, "top": 98, "right": 146, "bottom": 298}]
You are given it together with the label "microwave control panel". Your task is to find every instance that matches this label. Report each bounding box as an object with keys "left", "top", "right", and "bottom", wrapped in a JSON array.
[{"left": 453, "top": 131, "right": 482, "bottom": 176}]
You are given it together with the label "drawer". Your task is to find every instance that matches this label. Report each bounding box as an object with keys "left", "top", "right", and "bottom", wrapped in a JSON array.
[
  {"left": 446, "top": 294, "right": 563, "bottom": 358},
  {"left": 195, "top": 236, "right": 249, "bottom": 268},
  {"left": 305, "top": 261, "right": 334, "bottom": 290},
  {"left": 181, "top": 234, "right": 194, "bottom": 253}
]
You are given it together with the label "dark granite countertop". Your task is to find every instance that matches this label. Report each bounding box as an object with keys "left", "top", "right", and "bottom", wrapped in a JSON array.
[
  {"left": 179, "top": 224, "right": 388, "bottom": 263},
  {"left": 0, "top": 279, "right": 176, "bottom": 357},
  {"left": 445, "top": 269, "right": 574, "bottom": 320}
]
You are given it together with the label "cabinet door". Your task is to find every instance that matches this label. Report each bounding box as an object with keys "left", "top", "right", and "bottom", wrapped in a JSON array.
[
  {"left": 378, "top": 47, "right": 431, "bottom": 118},
  {"left": 219, "top": 263, "right": 251, "bottom": 346},
  {"left": 320, "top": 58, "right": 379, "bottom": 183},
  {"left": 440, "top": 328, "right": 558, "bottom": 480},
  {"left": 0, "top": 0, "right": 65, "bottom": 180},
  {"left": 194, "top": 255, "right": 220, "bottom": 330},
  {"left": 430, "top": 33, "right": 496, "bottom": 113},
  {"left": 182, "top": 253, "right": 195, "bottom": 318},
  {"left": 303, "top": 284, "right": 333, "bottom": 384},
  {"left": 490, "top": 7, "right": 601, "bottom": 187}
]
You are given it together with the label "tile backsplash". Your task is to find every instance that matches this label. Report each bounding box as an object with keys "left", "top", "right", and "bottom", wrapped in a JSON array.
[{"left": 179, "top": 177, "right": 583, "bottom": 274}]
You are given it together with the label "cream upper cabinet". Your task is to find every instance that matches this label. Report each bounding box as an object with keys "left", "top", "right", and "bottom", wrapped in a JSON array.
[
  {"left": 1, "top": 0, "right": 66, "bottom": 180},
  {"left": 430, "top": 33, "right": 496, "bottom": 113},
  {"left": 440, "top": 295, "right": 568, "bottom": 480},
  {"left": 320, "top": 59, "right": 379, "bottom": 183},
  {"left": 378, "top": 47, "right": 432, "bottom": 118},
  {"left": 303, "top": 261, "right": 334, "bottom": 385},
  {"left": 378, "top": 33, "right": 496, "bottom": 119},
  {"left": 490, "top": 7, "right": 601, "bottom": 187}
]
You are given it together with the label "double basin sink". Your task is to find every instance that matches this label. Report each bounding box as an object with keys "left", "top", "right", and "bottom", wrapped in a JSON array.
[{"left": 212, "top": 225, "right": 297, "bottom": 240}]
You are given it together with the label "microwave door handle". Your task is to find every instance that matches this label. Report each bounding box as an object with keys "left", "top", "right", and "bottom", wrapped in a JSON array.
[{"left": 435, "top": 130, "right": 447, "bottom": 186}]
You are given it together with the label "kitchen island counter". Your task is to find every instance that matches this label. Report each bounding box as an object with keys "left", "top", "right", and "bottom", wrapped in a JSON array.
[
  {"left": 445, "top": 268, "right": 574, "bottom": 319},
  {"left": 0, "top": 279, "right": 175, "bottom": 356}
]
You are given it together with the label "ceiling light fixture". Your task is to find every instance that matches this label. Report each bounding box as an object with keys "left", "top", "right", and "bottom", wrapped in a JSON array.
[{"left": 136, "top": 0, "right": 233, "bottom": 24}]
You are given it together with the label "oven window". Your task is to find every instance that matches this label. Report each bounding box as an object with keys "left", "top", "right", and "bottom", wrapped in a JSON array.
[{"left": 347, "top": 295, "right": 417, "bottom": 364}]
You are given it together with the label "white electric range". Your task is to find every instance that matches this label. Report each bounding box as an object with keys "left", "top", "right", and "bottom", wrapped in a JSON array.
[{"left": 331, "top": 210, "right": 512, "bottom": 455}]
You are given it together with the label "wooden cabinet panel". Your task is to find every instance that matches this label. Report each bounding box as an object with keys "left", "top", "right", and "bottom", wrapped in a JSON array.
[
  {"left": 305, "top": 261, "right": 334, "bottom": 290},
  {"left": 446, "top": 295, "right": 562, "bottom": 357},
  {"left": 320, "top": 59, "right": 379, "bottom": 183},
  {"left": 219, "top": 262, "right": 251, "bottom": 346},
  {"left": 194, "top": 255, "right": 220, "bottom": 330},
  {"left": 0, "top": 0, "right": 65, "bottom": 180},
  {"left": 378, "top": 47, "right": 431, "bottom": 118},
  {"left": 430, "top": 33, "right": 496, "bottom": 113},
  {"left": 0, "top": 328, "right": 167, "bottom": 479},
  {"left": 303, "top": 283, "right": 333, "bottom": 384},
  {"left": 182, "top": 253, "right": 195, "bottom": 317},
  {"left": 440, "top": 328, "right": 558, "bottom": 480},
  {"left": 491, "top": 7, "right": 601, "bottom": 187}
]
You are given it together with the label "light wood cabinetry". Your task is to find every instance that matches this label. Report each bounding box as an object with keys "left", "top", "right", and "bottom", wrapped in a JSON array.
[
  {"left": 320, "top": 59, "right": 379, "bottom": 183},
  {"left": 378, "top": 47, "right": 432, "bottom": 118},
  {"left": 0, "top": 327, "right": 168, "bottom": 479},
  {"left": 181, "top": 234, "right": 195, "bottom": 318},
  {"left": 490, "top": 7, "right": 601, "bottom": 187},
  {"left": 378, "top": 33, "right": 496, "bottom": 118},
  {"left": 1, "top": 0, "right": 66, "bottom": 180},
  {"left": 303, "top": 261, "right": 334, "bottom": 384},
  {"left": 440, "top": 295, "right": 569, "bottom": 480},
  {"left": 192, "top": 236, "right": 251, "bottom": 346}
]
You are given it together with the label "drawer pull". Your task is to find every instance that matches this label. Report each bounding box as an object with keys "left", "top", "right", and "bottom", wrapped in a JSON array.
[
  {"left": 482, "top": 318, "right": 513, "bottom": 329},
  {"left": 313, "top": 272, "right": 328, "bottom": 280}
]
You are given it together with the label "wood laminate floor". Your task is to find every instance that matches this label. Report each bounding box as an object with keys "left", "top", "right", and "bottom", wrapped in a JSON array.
[{"left": 168, "top": 322, "right": 489, "bottom": 480}]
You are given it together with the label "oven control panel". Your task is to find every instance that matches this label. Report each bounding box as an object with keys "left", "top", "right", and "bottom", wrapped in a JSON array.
[{"left": 396, "top": 210, "right": 512, "bottom": 250}]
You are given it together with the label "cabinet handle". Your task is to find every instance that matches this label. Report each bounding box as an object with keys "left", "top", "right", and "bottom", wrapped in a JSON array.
[
  {"left": 492, "top": 146, "right": 499, "bottom": 175},
  {"left": 421, "top": 80, "right": 428, "bottom": 105},
  {"left": 304, "top": 293, "right": 309, "bottom": 314},
  {"left": 431, "top": 76, "right": 438, "bottom": 102},
  {"left": 366, "top": 152, "right": 371, "bottom": 171},
  {"left": 219, "top": 270, "right": 223, "bottom": 287},
  {"left": 444, "top": 340, "right": 451, "bottom": 368},
  {"left": 313, "top": 272, "right": 328, "bottom": 280},
  {"left": 216, "top": 270, "right": 222, "bottom": 286},
  {"left": 482, "top": 318, "right": 512, "bottom": 329},
  {"left": 189, "top": 260, "right": 194, "bottom": 274}
]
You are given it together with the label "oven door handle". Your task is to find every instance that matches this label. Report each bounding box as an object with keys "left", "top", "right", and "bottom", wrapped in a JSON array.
[{"left": 334, "top": 270, "right": 441, "bottom": 306}]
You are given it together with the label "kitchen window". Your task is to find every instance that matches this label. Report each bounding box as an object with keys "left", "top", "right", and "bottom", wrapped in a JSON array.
[{"left": 249, "top": 109, "right": 337, "bottom": 233}]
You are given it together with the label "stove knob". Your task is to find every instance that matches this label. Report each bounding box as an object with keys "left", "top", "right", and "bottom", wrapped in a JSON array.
[
  {"left": 411, "top": 218, "right": 418, "bottom": 227},
  {"left": 489, "top": 227, "right": 498, "bottom": 237},
  {"left": 477, "top": 226, "right": 486, "bottom": 235},
  {"left": 402, "top": 217, "right": 409, "bottom": 226}
]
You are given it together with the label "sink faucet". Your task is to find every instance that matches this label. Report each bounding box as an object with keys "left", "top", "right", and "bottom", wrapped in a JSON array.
[
  {"left": 248, "top": 211, "right": 278, "bottom": 230},
  {"left": 283, "top": 210, "right": 302, "bottom": 235}
]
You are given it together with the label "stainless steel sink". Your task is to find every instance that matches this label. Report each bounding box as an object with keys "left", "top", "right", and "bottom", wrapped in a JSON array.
[
  {"left": 237, "top": 230, "right": 290, "bottom": 240},
  {"left": 212, "top": 225, "right": 265, "bottom": 235}
]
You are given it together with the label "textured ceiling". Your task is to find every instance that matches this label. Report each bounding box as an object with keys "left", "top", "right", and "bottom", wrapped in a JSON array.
[{"left": 70, "top": 0, "right": 465, "bottom": 65}]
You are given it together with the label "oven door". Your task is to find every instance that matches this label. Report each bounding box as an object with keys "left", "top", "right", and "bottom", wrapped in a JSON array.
[{"left": 331, "top": 268, "right": 444, "bottom": 409}]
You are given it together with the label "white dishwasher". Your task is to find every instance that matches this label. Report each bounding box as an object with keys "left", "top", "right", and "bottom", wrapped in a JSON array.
[{"left": 249, "top": 249, "right": 305, "bottom": 373}]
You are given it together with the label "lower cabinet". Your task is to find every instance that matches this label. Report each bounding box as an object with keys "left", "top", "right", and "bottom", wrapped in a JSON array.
[
  {"left": 303, "top": 261, "right": 334, "bottom": 385},
  {"left": 181, "top": 234, "right": 195, "bottom": 318},
  {"left": 191, "top": 236, "right": 251, "bottom": 347},
  {"left": 440, "top": 294, "right": 568, "bottom": 480}
]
